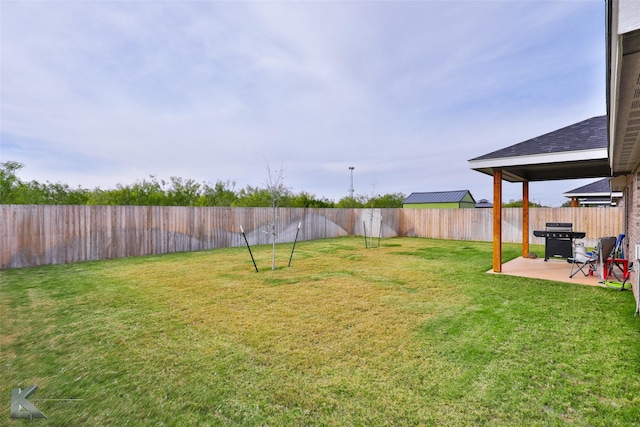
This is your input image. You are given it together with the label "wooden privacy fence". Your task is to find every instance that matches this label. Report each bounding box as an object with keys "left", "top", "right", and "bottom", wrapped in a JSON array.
[
  {"left": 1, "top": 205, "right": 623, "bottom": 268},
  {"left": 399, "top": 207, "right": 624, "bottom": 248}
]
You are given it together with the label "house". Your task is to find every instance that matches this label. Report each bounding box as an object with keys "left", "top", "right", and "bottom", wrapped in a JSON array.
[
  {"left": 607, "top": 0, "right": 640, "bottom": 313},
  {"left": 403, "top": 190, "right": 476, "bottom": 209},
  {"left": 563, "top": 178, "right": 623, "bottom": 207},
  {"left": 467, "top": 0, "right": 640, "bottom": 314},
  {"left": 475, "top": 198, "right": 493, "bottom": 208}
]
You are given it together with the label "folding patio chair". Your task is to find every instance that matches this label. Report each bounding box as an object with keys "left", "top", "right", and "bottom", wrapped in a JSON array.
[
  {"left": 591, "top": 236, "right": 617, "bottom": 280},
  {"left": 612, "top": 233, "right": 625, "bottom": 259},
  {"left": 569, "top": 243, "right": 596, "bottom": 278},
  {"left": 603, "top": 233, "right": 634, "bottom": 289},
  {"left": 569, "top": 236, "right": 616, "bottom": 279}
]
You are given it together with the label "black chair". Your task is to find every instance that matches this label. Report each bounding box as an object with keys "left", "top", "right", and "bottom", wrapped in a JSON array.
[
  {"left": 604, "top": 233, "right": 634, "bottom": 289},
  {"left": 569, "top": 237, "right": 616, "bottom": 279}
]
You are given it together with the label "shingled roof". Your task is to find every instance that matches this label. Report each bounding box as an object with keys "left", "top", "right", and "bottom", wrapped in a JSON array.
[
  {"left": 562, "top": 177, "right": 622, "bottom": 207},
  {"left": 404, "top": 190, "right": 473, "bottom": 204},
  {"left": 471, "top": 116, "right": 607, "bottom": 160},
  {"left": 563, "top": 178, "right": 613, "bottom": 196},
  {"left": 475, "top": 198, "right": 493, "bottom": 208},
  {"left": 468, "top": 116, "right": 610, "bottom": 182}
]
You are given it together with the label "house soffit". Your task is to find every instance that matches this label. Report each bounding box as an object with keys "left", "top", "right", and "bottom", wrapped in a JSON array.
[
  {"left": 468, "top": 116, "right": 609, "bottom": 182},
  {"left": 468, "top": 149, "right": 610, "bottom": 183},
  {"left": 611, "top": 30, "right": 640, "bottom": 174}
]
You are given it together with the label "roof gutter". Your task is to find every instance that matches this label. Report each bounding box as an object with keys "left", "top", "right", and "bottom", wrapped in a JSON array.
[{"left": 468, "top": 148, "right": 608, "bottom": 170}]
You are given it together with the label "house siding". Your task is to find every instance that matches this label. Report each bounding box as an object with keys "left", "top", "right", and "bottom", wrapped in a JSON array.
[
  {"left": 618, "top": 171, "right": 640, "bottom": 311},
  {"left": 459, "top": 201, "right": 476, "bottom": 209},
  {"left": 403, "top": 202, "right": 468, "bottom": 209},
  {"left": 461, "top": 193, "right": 475, "bottom": 204},
  {"left": 629, "top": 172, "right": 640, "bottom": 310}
]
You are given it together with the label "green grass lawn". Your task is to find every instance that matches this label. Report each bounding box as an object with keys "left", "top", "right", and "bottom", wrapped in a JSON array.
[{"left": 1, "top": 237, "right": 639, "bottom": 426}]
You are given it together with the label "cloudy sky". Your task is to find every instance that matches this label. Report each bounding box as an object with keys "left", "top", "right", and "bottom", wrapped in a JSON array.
[{"left": 1, "top": 0, "right": 605, "bottom": 206}]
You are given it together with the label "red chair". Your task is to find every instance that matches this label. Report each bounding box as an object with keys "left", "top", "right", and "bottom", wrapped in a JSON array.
[{"left": 603, "top": 234, "right": 633, "bottom": 290}]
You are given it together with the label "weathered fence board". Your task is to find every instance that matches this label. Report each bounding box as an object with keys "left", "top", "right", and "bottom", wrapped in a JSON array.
[{"left": 0, "top": 205, "right": 623, "bottom": 268}]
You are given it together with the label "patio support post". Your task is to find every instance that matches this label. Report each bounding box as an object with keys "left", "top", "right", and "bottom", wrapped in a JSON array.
[
  {"left": 493, "top": 169, "right": 503, "bottom": 272},
  {"left": 522, "top": 181, "right": 529, "bottom": 258}
]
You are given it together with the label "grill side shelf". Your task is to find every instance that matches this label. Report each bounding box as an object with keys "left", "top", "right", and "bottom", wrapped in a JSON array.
[{"left": 533, "top": 231, "right": 586, "bottom": 261}]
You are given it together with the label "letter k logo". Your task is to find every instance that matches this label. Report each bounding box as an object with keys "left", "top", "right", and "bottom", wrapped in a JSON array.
[{"left": 10, "top": 385, "right": 47, "bottom": 419}]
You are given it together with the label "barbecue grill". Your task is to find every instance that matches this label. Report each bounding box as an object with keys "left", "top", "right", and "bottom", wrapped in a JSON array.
[{"left": 533, "top": 222, "right": 586, "bottom": 261}]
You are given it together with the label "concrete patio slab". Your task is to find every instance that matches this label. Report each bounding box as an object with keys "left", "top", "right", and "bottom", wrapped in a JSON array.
[{"left": 489, "top": 256, "right": 606, "bottom": 287}]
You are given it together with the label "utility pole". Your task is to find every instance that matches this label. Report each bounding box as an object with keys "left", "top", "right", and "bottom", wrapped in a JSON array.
[{"left": 348, "top": 166, "right": 354, "bottom": 199}]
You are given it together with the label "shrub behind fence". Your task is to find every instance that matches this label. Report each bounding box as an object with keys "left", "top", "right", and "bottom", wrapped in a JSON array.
[{"left": 1, "top": 205, "right": 622, "bottom": 268}]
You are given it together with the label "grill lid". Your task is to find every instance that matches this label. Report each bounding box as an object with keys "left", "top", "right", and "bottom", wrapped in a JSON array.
[{"left": 545, "top": 222, "right": 572, "bottom": 232}]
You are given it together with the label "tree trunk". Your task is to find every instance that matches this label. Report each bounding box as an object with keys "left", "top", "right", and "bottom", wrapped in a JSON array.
[{"left": 272, "top": 206, "right": 276, "bottom": 270}]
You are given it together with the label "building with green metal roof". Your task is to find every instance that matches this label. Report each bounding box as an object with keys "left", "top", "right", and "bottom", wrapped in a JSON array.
[{"left": 403, "top": 190, "right": 476, "bottom": 209}]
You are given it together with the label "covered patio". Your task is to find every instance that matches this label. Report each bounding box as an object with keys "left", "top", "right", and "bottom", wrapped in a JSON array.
[
  {"left": 470, "top": 1, "right": 639, "bottom": 312},
  {"left": 468, "top": 115, "right": 610, "bottom": 273},
  {"left": 494, "top": 256, "right": 620, "bottom": 289}
]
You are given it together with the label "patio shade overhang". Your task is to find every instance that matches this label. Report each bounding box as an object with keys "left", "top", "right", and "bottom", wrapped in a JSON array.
[
  {"left": 468, "top": 115, "right": 609, "bottom": 273},
  {"left": 562, "top": 178, "right": 623, "bottom": 205},
  {"left": 468, "top": 149, "right": 610, "bottom": 182},
  {"left": 468, "top": 115, "right": 610, "bottom": 182}
]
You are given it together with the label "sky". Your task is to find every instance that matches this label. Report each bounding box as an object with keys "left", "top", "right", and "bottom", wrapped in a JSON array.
[{"left": 1, "top": 0, "right": 606, "bottom": 207}]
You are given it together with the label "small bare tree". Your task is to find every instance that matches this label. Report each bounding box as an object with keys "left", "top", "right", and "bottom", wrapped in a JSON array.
[
  {"left": 368, "top": 184, "right": 376, "bottom": 248},
  {"left": 264, "top": 160, "right": 287, "bottom": 270}
]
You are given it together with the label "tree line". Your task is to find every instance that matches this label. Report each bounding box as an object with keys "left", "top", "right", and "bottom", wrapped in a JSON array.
[{"left": 0, "top": 161, "right": 406, "bottom": 208}]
